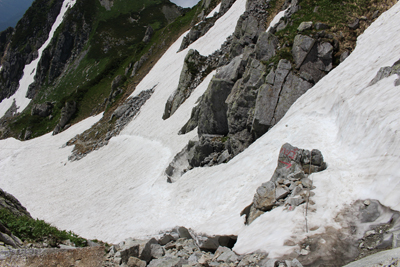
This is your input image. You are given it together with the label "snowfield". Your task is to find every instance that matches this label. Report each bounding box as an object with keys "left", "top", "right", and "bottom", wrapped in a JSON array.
[{"left": 1, "top": 0, "right": 400, "bottom": 259}]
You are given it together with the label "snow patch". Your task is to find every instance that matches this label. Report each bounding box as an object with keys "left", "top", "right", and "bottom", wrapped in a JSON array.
[
  {"left": 206, "top": 3, "right": 221, "bottom": 18},
  {"left": 266, "top": 7, "right": 289, "bottom": 32}
]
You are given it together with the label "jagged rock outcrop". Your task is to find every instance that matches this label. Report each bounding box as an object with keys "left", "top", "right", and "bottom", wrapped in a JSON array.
[
  {"left": 178, "top": 0, "right": 237, "bottom": 51},
  {"left": 369, "top": 58, "right": 400, "bottom": 86},
  {"left": 229, "top": 0, "right": 269, "bottom": 57},
  {"left": 242, "top": 143, "right": 327, "bottom": 224},
  {"left": 142, "top": 26, "right": 154, "bottom": 44},
  {"left": 0, "top": 0, "right": 64, "bottom": 102},
  {"left": 163, "top": 49, "right": 208, "bottom": 120},
  {"left": 67, "top": 87, "right": 155, "bottom": 161},
  {"left": 31, "top": 102, "right": 54, "bottom": 117},
  {"left": 0, "top": 188, "right": 31, "bottom": 249},
  {"left": 27, "top": 1, "right": 93, "bottom": 99},
  {"left": 53, "top": 101, "right": 77, "bottom": 135}
]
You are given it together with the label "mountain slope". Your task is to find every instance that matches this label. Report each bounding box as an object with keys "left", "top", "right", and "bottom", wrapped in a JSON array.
[{"left": 1, "top": 0, "right": 400, "bottom": 265}]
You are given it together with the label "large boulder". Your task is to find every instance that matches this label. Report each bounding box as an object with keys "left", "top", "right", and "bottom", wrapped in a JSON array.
[
  {"left": 242, "top": 143, "right": 327, "bottom": 224},
  {"left": 197, "top": 78, "right": 234, "bottom": 135},
  {"left": 255, "top": 32, "right": 278, "bottom": 61},
  {"left": 31, "top": 102, "right": 53, "bottom": 117}
]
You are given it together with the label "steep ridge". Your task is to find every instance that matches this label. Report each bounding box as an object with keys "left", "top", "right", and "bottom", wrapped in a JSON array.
[{"left": 0, "top": 0, "right": 400, "bottom": 265}]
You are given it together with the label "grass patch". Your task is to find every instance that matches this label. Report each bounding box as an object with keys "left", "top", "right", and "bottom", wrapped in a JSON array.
[{"left": 0, "top": 208, "right": 87, "bottom": 247}]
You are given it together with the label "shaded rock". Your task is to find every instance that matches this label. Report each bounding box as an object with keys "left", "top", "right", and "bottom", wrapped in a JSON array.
[
  {"left": 150, "top": 243, "right": 165, "bottom": 259},
  {"left": 197, "top": 78, "right": 234, "bottom": 135},
  {"left": 272, "top": 71, "right": 313, "bottom": 123},
  {"left": 368, "top": 59, "right": 400, "bottom": 86},
  {"left": 297, "top": 21, "right": 313, "bottom": 32},
  {"left": 142, "top": 26, "right": 154, "bottom": 44},
  {"left": 255, "top": 32, "right": 278, "bottom": 61},
  {"left": 340, "top": 50, "right": 350, "bottom": 63},
  {"left": 314, "top": 22, "right": 330, "bottom": 30},
  {"left": 0, "top": 188, "right": 31, "bottom": 218},
  {"left": 127, "top": 256, "right": 147, "bottom": 267},
  {"left": 292, "top": 35, "right": 315, "bottom": 68},
  {"left": 31, "top": 102, "right": 53, "bottom": 117},
  {"left": 348, "top": 18, "right": 360, "bottom": 30},
  {"left": 179, "top": 18, "right": 216, "bottom": 51},
  {"left": 163, "top": 49, "right": 209, "bottom": 120},
  {"left": 111, "top": 75, "right": 125, "bottom": 90},
  {"left": 53, "top": 101, "right": 76, "bottom": 135}
]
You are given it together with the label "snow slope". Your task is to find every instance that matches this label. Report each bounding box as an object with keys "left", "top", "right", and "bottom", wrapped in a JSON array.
[
  {"left": 1, "top": 0, "right": 400, "bottom": 259},
  {"left": 0, "top": 0, "right": 76, "bottom": 118}
]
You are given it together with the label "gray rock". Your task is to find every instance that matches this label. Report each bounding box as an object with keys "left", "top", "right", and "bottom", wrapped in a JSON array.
[
  {"left": 297, "top": 22, "right": 313, "bottom": 32},
  {"left": 348, "top": 18, "right": 360, "bottom": 30},
  {"left": 286, "top": 196, "right": 305, "bottom": 207},
  {"left": 120, "top": 238, "right": 158, "bottom": 264},
  {"left": 127, "top": 256, "right": 147, "bottom": 267},
  {"left": 368, "top": 60, "right": 400, "bottom": 86},
  {"left": 253, "top": 181, "right": 276, "bottom": 211},
  {"left": 111, "top": 75, "right": 125, "bottom": 90},
  {"left": 159, "top": 234, "right": 176, "bottom": 246},
  {"left": 255, "top": 32, "right": 278, "bottom": 61},
  {"left": 163, "top": 49, "right": 208, "bottom": 120},
  {"left": 393, "top": 230, "right": 400, "bottom": 248},
  {"left": 215, "top": 55, "right": 246, "bottom": 82},
  {"left": 147, "top": 256, "right": 182, "bottom": 267},
  {"left": 53, "top": 101, "right": 77, "bottom": 135},
  {"left": 275, "top": 186, "right": 289, "bottom": 200},
  {"left": 142, "top": 26, "right": 154, "bottom": 43},
  {"left": 217, "top": 150, "right": 231, "bottom": 164},
  {"left": 176, "top": 226, "right": 192, "bottom": 240},
  {"left": 31, "top": 102, "right": 53, "bottom": 117},
  {"left": 340, "top": 50, "right": 350, "bottom": 63},
  {"left": 314, "top": 22, "right": 329, "bottom": 30},
  {"left": 0, "top": 233, "right": 19, "bottom": 248},
  {"left": 292, "top": 35, "right": 316, "bottom": 68},
  {"left": 150, "top": 243, "right": 165, "bottom": 259},
  {"left": 214, "top": 246, "right": 238, "bottom": 263},
  {"left": 273, "top": 72, "right": 312, "bottom": 123},
  {"left": 197, "top": 78, "right": 234, "bottom": 135}
]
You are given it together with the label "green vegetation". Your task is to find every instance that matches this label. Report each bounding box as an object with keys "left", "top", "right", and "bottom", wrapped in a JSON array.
[
  {"left": 273, "top": 0, "right": 386, "bottom": 62},
  {"left": 0, "top": 208, "right": 87, "bottom": 247}
]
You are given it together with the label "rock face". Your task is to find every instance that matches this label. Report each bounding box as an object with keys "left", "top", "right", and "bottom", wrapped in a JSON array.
[
  {"left": 169, "top": 0, "right": 341, "bottom": 175},
  {"left": 163, "top": 49, "right": 209, "bottom": 120},
  {"left": 27, "top": 1, "right": 93, "bottom": 99},
  {"left": 68, "top": 87, "right": 155, "bottom": 161},
  {"left": 242, "top": 143, "right": 327, "bottom": 224},
  {"left": 31, "top": 102, "right": 54, "bottom": 117},
  {"left": 53, "top": 101, "right": 77, "bottom": 135},
  {"left": 178, "top": 0, "right": 237, "bottom": 51},
  {"left": 0, "top": 0, "right": 64, "bottom": 103},
  {"left": 0, "top": 188, "right": 31, "bottom": 249}
]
